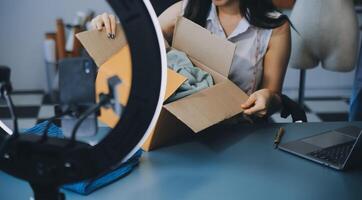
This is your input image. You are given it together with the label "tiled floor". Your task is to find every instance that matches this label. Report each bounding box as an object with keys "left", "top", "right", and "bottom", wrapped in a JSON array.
[
  {"left": 0, "top": 92, "right": 352, "bottom": 129},
  {"left": 0, "top": 93, "right": 52, "bottom": 130},
  {"left": 270, "top": 97, "right": 350, "bottom": 123},
  {"left": 304, "top": 100, "right": 350, "bottom": 113},
  {"left": 0, "top": 92, "right": 107, "bottom": 130}
]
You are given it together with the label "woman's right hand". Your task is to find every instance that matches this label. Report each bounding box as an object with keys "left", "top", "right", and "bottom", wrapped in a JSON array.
[{"left": 91, "top": 13, "right": 117, "bottom": 39}]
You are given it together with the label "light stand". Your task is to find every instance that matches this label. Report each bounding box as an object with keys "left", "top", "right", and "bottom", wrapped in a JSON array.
[
  {"left": 28, "top": 76, "right": 122, "bottom": 200},
  {"left": 0, "top": 66, "right": 19, "bottom": 157}
]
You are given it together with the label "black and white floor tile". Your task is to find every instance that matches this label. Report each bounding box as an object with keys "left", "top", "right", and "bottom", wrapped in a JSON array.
[
  {"left": 0, "top": 93, "right": 44, "bottom": 130},
  {"left": 270, "top": 97, "right": 350, "bottom": 123},
  {"left": 0, "top": 92, "right": 352, "bottom": 129}
]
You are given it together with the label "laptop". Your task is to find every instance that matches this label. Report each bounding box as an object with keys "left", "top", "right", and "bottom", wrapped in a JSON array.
[{"left": 279, "top": 126, "right": 362, "bottom": 170}]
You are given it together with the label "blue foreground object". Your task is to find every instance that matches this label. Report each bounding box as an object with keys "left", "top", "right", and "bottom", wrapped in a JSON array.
[
  {"left": 349, "top": 40, "right": 362, "bottom": 121},
  {"left": 24, "top": 121, "right": 142, "bottom": 195}
]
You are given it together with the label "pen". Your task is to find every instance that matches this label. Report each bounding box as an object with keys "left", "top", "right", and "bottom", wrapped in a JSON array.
[{"left": 274, "top": 127, "right": 285, "bottom": 149}]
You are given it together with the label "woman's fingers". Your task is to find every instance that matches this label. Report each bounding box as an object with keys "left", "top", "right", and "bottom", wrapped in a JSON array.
[
  {"left": 90, "top": 13, "right": 117, "bottom": 39},
  {"left": 94, "top": 15, "right": 104, "bottom": 31},
  {"left": 102, "top": 13, "right": 113, "bottom": 38},
  {"left": 241, "top": 95, "right": 256, "bottom": 109},
  {"left": 109, "top": 14, "right": 117, "bottom": 37},
  {"left": 244, "top": 107, "right": 266, "bottom": 116},
  {"left": 255, "top": 109, "right": 267, "bottom": 118},
  {"left": 91, "top": 17, "right": 102, "bottom": 31},
  {"left": 244, "top": 98, "right": 267, "bottom": 116},
  {"left": 91, "top": 19, "right": 97, "bottom": 30},
  {"left": 244, "top": 106, "right": 259, "bottom": 116}
]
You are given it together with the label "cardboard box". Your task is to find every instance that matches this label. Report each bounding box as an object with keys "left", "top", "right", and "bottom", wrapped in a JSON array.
[
  {"left": 77, "top": 17, "right": 248, "bottom": 151},
  {"left": 76, "top": 25, "right": 187, "bottom": 128}
]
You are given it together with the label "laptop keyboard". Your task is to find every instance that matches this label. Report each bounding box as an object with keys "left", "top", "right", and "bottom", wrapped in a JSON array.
[{"left": 308, "top": 142, "right": 354, "bottom": 165}]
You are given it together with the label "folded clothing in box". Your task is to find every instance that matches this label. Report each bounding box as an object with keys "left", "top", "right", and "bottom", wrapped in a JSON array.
[
  {"left": 24, "top": 121, "right": 142, "bottom": 195},
  {"left": 166, "top": 49, "right": 214, "bottom": 103}
]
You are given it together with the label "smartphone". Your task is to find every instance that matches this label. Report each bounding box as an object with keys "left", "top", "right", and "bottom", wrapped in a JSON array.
[{"left": 59, "top": 57, "right": 98, "bottom": 137}]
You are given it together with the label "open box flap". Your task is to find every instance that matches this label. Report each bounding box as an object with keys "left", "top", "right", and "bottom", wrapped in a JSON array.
[
  {"left": 164, "top": 80, "right": 249, "bottom": 133},
  {"left": 96, "top": 46, "right": 132, "bottom": 128},
  {"left": 77, "top": 25, "right": 186, "bottom": 103},
  {"left": 142, "top": 108, "right": 192, "bottom": 151},
  {"left": 76, "top": 24, "right": 127, "bottom": 67},
  {"left": 172, "top": 17, "right": 236, "bottom": 78},
  {"left": 165, "top": 69, "right": 187, "bottom": 102}
]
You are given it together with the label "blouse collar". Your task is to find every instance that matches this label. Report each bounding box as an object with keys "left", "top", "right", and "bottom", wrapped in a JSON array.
[{"left": 207, "top": 3, "right": 251, "bottom": 39}]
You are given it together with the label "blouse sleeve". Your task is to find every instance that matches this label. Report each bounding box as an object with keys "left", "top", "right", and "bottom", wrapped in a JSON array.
[{"left": 180, "top": 0, "right": 188, "bottom": 16}]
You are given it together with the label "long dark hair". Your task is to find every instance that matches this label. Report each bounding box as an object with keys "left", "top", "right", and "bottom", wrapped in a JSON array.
[{"left": 183, "top": 0, "right": 290, "bottom": 29}]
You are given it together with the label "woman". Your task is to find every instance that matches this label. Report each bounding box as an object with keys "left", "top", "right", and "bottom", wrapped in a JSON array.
[{"left": 91, "top": 0, "right": 291, "bottom": 119}]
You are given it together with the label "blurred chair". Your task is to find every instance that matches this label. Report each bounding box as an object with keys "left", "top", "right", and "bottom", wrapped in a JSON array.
[{"left": 280, "top": 94, "right": 307, "bottom": 122}]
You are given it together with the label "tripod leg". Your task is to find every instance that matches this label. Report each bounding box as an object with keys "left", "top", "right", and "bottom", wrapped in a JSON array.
[
  {"left": 30, "top": 183, "right": 65, "bottom": 200},
  {"left": 298, "top": 69, "right": 306, "bottom": 106}
]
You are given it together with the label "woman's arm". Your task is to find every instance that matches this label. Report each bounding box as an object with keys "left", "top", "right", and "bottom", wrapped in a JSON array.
[
  {"left": 263, "top": 21, "right": 291, "bottom": 94},
  {"left": 242, "top": 22, "right": 291, "bottom": 117},
  {"left": 158, "top": 1, "right": 183, "bottom": 44}
]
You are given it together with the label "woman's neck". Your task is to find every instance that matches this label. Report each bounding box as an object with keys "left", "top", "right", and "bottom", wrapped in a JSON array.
[
  {"left": 217, "top": 0, "right": 241, "bottom": 16},
  {"left": 215, "top": 0, "right": 243, "bottom": 37}
]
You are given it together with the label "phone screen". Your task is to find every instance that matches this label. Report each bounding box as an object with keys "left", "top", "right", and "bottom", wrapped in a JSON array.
[{"left": 59, "top": 57, "right": 98, "bottom": 137}]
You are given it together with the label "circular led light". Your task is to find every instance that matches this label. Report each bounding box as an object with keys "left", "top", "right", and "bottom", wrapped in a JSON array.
[
  {"left": 94, "top": 0, "right": 167, "bottom": 164},
  {"left": 0, "top": 0, "right": 166, "bottom": 198}
]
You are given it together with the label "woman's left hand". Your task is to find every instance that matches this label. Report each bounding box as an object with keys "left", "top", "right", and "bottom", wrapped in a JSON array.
[{"left": 241, "top": 89, "right": 279, "bottom": 118}]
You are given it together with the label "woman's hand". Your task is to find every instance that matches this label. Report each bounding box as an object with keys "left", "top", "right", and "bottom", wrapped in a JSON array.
[
  {"left": 241, "top": 89, "right": 281, "bottom": 118},
  {"left": 91, "top": 13, "right": 117, "bottom": 39}
]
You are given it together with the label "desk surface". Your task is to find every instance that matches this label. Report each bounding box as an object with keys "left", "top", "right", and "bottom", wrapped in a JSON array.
[{"left": 1, "top": 122, "right": 362, "bottom": 200}]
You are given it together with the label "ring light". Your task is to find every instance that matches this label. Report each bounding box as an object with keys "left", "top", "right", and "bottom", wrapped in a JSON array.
[{"left": 0, "top": 0, "right": 167, "bottom": 199}]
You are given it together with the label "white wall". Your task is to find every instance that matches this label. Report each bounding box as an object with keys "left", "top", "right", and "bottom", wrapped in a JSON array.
[
  {"left": 0, "top": 0, "right": 113, "bottom": 91},
  {"left": 0, "top": 2, "right": 360, "bottom": 96}
]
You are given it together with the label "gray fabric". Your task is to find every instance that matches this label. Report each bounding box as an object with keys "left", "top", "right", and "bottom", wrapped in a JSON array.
[{"left": 166, "top": 49, "right": 214, "bottom": 102}]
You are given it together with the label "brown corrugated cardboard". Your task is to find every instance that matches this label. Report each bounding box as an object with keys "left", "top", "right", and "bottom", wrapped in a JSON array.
[
  {"left": 95, "top": 45, "right": 132, "bottom": 127},
  {"left": 164, "top": 70, "right": 187, "bottom": 101},
  {"left": 144, "top": 17, "right": 249, "bottom": 150},
  {"left": 76, "top": 17, "right": 249, "bottom": 152},
  {"left": 76, "top": 26, "right": 187, "bottom": 127},
  {"left": 164, "top": 81, "right": 248, "bottom": 133},
  {"left": 172, "top": 17, "right": 235, "bottom": 77},
  {"left": 142, "top": 109, "right": 192, "bottom": 151},
  {"left": 76, "top": 25, "right": 127, "bottom": 67}
]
